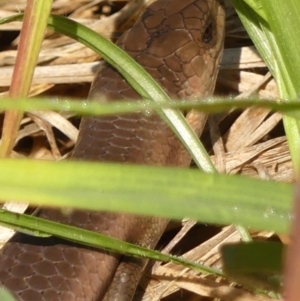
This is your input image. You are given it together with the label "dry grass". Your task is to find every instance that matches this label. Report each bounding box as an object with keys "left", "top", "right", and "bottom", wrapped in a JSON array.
[{"left": 0, "top": 0, "right": 290, "bottom": 300}]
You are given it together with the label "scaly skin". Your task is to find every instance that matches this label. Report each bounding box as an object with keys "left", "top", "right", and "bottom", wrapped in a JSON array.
[{"left": 0, "top": 1, "right": 225, "bottom": 300}]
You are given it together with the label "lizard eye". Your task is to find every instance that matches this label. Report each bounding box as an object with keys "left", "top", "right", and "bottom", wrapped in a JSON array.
[{"left": 202, "top": 21, "right": 213, "bottom": 44}]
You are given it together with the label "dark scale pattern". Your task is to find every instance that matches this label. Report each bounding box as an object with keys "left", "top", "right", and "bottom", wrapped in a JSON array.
[{"left": 0, "top": 1, "right": 225, "bottom": 301}]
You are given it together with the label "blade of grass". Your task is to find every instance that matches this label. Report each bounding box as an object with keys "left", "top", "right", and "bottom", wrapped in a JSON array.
[
  {"left": 261, "top": 1, "right": 300, "bottom": 177},
  {"left": 0, "top": 288, "right": 17, "bottom": 301},
  {"left": 0, "top": 97, "right": 299, "bottom": 119},
  {"left": 222, "top": 241, "right": 283, "bottom": 291},
  {"left": 0, "top": 209, "right": 222, "bottom": 276},
  {"left": 232, "top": 0, "right": 300, "bottom": 175},
  {"left": 0, "top": 13, "right": 214, "bottom": 172},
  {"left": 0, "top": 1, "right": 53, "bottom": 157},
  {"left": 0, "top": 159, "right": 293, "bottom": 233}
]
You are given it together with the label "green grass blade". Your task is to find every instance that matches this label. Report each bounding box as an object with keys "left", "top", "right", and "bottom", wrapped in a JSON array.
[
  {"left": 0, "top": 159, "right": 293, "bottom": 233},
  {"left": 0, "top": 287, "right": 17, "bottom": 301},
  {"left": 0, "top": 97, "right": 299, "bottom": 118},
  {"left": 0, "top": 13, "right": 214, "bottom": 172},
  {"left": 0, "top": 209, "right": 221, "bottom": 276},
  {"left": 222, "top": 241, "right": 283, "bottom": 291},
  {"left": 232, "top": 0, "right": 300, "bottom": 174}
]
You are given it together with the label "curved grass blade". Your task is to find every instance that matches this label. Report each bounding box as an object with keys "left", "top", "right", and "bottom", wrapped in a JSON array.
[{"left": 0, "top": 14, "right": 214, "bottom": 172}]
